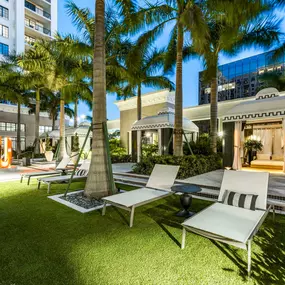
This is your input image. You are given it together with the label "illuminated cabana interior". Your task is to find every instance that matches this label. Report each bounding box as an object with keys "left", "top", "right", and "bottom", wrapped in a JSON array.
[
  {"left": 131, "top": 108, "right": 199, "bottom": 161},
  {"left": 223, "top": 88, "right": 285, "bottom": 172}
]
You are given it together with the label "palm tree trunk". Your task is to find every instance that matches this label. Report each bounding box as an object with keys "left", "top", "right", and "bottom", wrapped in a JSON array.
[
  {"left": 74, "top": 98, "right": 78, "bottom": 128},
  {"left": 59, "top": 97, "right": 66, "bottom": 159},
  {"left": 84, "top": 0, "right": 111, "bottom": 199},
  {"left": 16, "top": 101, "right": 21, "bottom": 155},
  {"left": 52, "top": 114, "right": 56, "bottom": 131},
  {"left": 34, "top": 89, "right": 40, "bottom": 154},
  {"left": 210, "top": 75, "right": 218, "bottom": 153},
  {"left": 173, "top": 23, "right": 184, "bottom": 156},
  {"left": 137, "top": 84, "right": 142, "bottom": 121}
]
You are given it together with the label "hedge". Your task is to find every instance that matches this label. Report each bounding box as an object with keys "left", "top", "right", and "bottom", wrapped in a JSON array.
[
  {"left": 133, "top": 154, "right": 222, "bottom": 179},
  {"left": 111, "top": 154, "right": 132, "bottom": 163}
]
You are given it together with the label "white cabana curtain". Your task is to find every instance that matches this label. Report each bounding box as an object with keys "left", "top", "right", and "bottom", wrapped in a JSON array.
[
  {"left": 273, "top": 128, "right": 283, "bottom": 155},
  {"left": 232, "top": 121, "right": 242, "bottom": 170},
  {"left": 253, "top": 129, "right": 273, "bottom": 155}
]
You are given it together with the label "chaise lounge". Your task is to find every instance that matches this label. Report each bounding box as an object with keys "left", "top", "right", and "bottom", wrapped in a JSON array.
[
  {"left": 20, "top": 157, "right": 71, "bottom": 185},
  {"left": 37, "top": 160, "right": 90, "bottom": 193},
  {"left": 181, "top": 170, "right": 271, "bottom": 276},
  {"left": 102, "top": 164, "right": 180, "bottom": 227}
]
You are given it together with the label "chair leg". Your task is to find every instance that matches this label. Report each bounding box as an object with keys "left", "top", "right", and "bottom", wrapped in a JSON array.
[
  {"left": 37, "top": 181, "right": 41, "bottom": 190},
  {"left": 273, "top": 205, "right": 275, "bottom": 222},
  {"left": 27, "top": 177, "right": 31, "bottom": 185},
  {"left": 181, "top": 227, "right": 186, "bottom": 249},
  {"left": 248, "top": 239, "right": 252, "bottom": 277},
  {"left": 102, "top": 201, "right": 107, "bottom": 216},
  {"left": 130, "top": 206, "right": 135, "bottom": 228},
  {"left": 20, "top": 175, "right": 23, "bottom": 183}
]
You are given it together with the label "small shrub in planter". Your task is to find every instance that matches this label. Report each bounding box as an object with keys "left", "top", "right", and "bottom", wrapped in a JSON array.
[{"left": 133, "top": 154, "right": 222, "bottom": 179}]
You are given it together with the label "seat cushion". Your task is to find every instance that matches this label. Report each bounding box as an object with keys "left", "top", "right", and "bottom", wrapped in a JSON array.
[{"left": 182, "top": 203, "right": 266, "bottom": 244}]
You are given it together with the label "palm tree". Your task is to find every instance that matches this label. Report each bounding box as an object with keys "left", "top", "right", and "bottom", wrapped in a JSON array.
[
  {"left": 121, "top": 46, "right": 175, "bottom": 121},
  {"left": 20, "top": 39, "right": 89, "bottom": 159},
  {"left": 190, "top": 1, "right": 281, "bottom": 153},
  {"left": 123, "top": 0, "right": 207, "bottom": 155},
  {"left": 27, "top": 91, "right": 75, "bottom": 131},
  {"left": 84, "top": 0, "right": 112, "bottom": 199},
  {"left": 0, "top": 58, "right": 30, "bottom": 155}
]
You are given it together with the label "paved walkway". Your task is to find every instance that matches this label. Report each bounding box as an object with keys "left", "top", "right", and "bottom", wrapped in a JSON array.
[{"left": 0, "top": 163, "right": 135, "bottom": 183}]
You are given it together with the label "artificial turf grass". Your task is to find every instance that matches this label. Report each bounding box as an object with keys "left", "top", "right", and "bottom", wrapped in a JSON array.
[{"left": 0, "top": 181, "right": 285, "bottom": 285}]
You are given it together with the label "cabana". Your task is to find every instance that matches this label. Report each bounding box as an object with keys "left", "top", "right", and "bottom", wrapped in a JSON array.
[
  {"left": 223, "top": 88, "right": 285, "bottom": 172},
  {"left": 131, "top": 108, "right": 199, "bottom": 161}
]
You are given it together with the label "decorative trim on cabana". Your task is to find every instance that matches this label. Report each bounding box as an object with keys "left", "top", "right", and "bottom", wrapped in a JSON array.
[{"left": 224, "top": 110, "right": 285, "bottom": 122}]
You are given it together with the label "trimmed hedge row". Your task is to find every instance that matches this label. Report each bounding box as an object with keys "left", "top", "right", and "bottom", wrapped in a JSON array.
[
  {"left": 133, "top": 154, "right": 222, "bottom": 179},
  {"left": 111, "top": 154, "right": 132, "bottom": 163}
]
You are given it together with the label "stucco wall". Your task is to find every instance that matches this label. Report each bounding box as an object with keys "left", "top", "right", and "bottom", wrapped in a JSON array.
[{"left": 120, "top": 102, "right": 174, "bottom": 148}]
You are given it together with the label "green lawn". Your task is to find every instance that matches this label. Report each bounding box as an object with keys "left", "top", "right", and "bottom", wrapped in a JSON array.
[{"left": 0, "top": 180, "right": 285, "bottom": 285}]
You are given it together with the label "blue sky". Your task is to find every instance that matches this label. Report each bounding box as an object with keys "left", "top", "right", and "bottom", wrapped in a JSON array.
[{"left": 58, "top": 1, "right": 285, "bottom": 121}]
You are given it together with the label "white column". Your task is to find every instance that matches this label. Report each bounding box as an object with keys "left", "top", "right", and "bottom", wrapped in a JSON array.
[
  {"left": 137, "top": 131, "right": 142, "bottom": 163},
  {"left": 158, "top": 128, "right": 162, "bottom": 155},
  {"left": 218, "top": 118, "right": 223, "bottom": 133},
  {"left": 282, "top": 118, "right": 285, "bottom": 173},
  {"left": 232, "top": 121, "right": 242, "bottom": 170}
]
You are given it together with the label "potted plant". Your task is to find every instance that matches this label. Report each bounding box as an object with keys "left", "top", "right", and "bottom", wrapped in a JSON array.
[
  {"left": 45, "top": 135, "right": 54, "bottom": 162},
  {"left": 244, "top": 139, "right": 263, "bottom": 165},
  {"left": 71, "top": 133, "right": 80, "bottom": 164}
]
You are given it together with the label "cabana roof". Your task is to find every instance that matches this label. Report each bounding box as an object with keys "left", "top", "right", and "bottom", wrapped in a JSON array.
[
  {"left": 223, "top": 88, "right": 285, "bottom": 122},
  {"left": 131, "top": 108, "right": 199, "bottom": 133},
  {"left": 65, "top": 122, "right": 92, "bottom": 137}
]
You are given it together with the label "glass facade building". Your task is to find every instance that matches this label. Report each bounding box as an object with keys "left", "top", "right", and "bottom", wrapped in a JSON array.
[{"left": 199, "top": 50, "right": 285, "bottom": 105}]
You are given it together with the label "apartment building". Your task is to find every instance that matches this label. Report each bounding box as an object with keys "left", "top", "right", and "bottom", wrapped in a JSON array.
[
  {"left": 0, "top": 0, "right": 57, "bottom": 55},
  {"left": 0, "top": 0, "right": 58, "bottom": 151}
]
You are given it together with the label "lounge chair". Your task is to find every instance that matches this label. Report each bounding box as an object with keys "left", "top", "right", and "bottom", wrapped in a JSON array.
[
  {"left": 20, "top": 157, "right": 71, "bottom": 185},
  {"left": 102, "top": 164, "right": 180, "bottom": 227},
  {"left": 181, "top": 170, "right": 270, "bottom": 276},
  {"left": 37, "top": 160, "right": 90, "bottom": 193}
]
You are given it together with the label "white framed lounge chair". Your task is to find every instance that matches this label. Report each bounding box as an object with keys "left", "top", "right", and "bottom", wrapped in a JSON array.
[
  {"left": 20, "top": 157, "right": 71, "bottom": 185},
  {"left": 37, "top": 160, "right": 90, "bottom": 193},
  {"left": 102, "top": 164, "right": 180, "bottom": 227},
  {"left": 181, "top": 170, "right": 270, "bottom": 277}
]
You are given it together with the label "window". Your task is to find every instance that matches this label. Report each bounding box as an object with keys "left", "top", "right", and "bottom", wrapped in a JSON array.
[
  {"left": 0, "top": 43, "right": 8, "bottom": 55},
  {"left": 6, "top": 123, "right": 16, "bottom": 131},
  {"left": 0, "top": 122, "right": 5, "bottom": 131},
  {"left": 0, "top": 6, "right": 8, "bottom": 19},
  {"left": 0, "top": 24, "right": 8, "bottom": 38},
  {"left": 25, "top": 35, "right": 36, "bottom": 45},
  {"left": 39, "top": 125, "right": 52, "bottom": 134}
]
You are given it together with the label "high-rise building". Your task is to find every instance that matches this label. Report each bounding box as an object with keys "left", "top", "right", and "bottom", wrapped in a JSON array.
[
  {"left": 0, "top": 0, "right": 58, "bottom": 151},
  {"left": 199, "top": 50, "right": 285, "bottom": 105},
  {"left": 0, "top": 0, "right": 57, "bottom": 56}
]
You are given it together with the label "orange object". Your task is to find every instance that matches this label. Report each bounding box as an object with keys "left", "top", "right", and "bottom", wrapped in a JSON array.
[{"left": 0, "top": 137, "right": 12, "bottom": 168}]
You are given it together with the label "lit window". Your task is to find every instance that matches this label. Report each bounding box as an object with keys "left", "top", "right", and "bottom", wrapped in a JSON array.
[{"left": 0, "top": 24, "right": 8, "bottom": 38}]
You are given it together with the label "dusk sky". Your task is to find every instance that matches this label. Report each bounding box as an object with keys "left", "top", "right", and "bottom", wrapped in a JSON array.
[{"left": 58, "top": 1, "right": 285, "bottom": 121}]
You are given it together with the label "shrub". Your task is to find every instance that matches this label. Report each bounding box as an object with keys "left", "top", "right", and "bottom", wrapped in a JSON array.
[
  {"left": 142, "top": 143, "right": 158, "bottom": 157},
  {"left": 133, "top": 154, "right": 222, "bottom": 179},
  {"left": 184, "top": 133, "right": 222, "bottom": 155},
  {"left": 111, "top": 154, "right": 132, "bottom": 163},
  {"left": 109, "top": 138, "right": 127, "bottom": 156}
]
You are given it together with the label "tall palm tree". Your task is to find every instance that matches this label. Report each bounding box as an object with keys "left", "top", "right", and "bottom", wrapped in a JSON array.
[
  {"left": 84, "top": 0, "right": 112, "bottom": 199},
  {"left": 190, "top": 1, "right": 281, "bottom": 153},
  {"left": 20, "top": 39, "right": 89, "bottom": 159},
  {"left": 121, "top": 46, "right": 175, "bottom": 121},
  {"left": 123, "top": 0, "right": 207, "bottom": 155}
]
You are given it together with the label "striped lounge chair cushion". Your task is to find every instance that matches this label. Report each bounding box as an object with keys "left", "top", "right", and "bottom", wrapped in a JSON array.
[
  {"left": 223, "top": 190, "right": 258, "bottom": 211},
  {"left": 75, "top": 169, "right": 88, "bottom": 177}
]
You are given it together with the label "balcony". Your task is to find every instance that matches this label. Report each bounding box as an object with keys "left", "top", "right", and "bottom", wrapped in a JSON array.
[
  {"left": 25, "top": 1, "right": 51, "bottom": 20},
  {"left": 25, "top": 21, "right": 51, "bottom": 36}
]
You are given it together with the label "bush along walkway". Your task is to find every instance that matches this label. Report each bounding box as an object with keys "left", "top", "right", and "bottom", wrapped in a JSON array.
[{"left": 133, "top": 154, "right": 222, "bottom": 179}]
